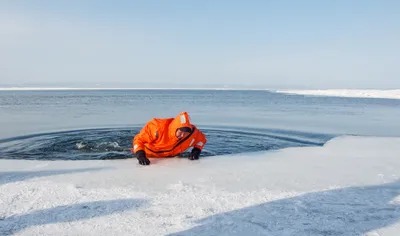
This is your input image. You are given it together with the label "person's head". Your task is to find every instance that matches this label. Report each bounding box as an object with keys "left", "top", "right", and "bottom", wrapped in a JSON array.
[{"left": 175, "top": 127, "right": 192, "bottom": 139}]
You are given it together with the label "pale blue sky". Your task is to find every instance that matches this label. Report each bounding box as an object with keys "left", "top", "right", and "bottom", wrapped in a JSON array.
[{"left": 1, "top": 0, "right": 399, "bottom": 89}]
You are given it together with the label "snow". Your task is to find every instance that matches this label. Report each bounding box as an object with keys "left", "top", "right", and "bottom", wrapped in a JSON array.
[
  {"left": 276, "top": 89, "right": 400, "bottom": 100},
  {"left": 1, "top": 135, "right": 400, "bottom": 235}
]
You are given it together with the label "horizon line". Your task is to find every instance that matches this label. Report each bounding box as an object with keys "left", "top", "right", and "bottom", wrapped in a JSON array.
[
  {"left": 1, "top": 87, "right": 399, "bottom": 91},
  {"left": 0, "top": 87, "right": 275, "bottom": 91}
]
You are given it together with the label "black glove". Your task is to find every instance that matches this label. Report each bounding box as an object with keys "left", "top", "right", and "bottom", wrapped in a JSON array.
[
  {"left": 189, "top": 147, "right": 201, "bottom": 160},
  {"left": 136, "top": 150, "right": 150, "bottom": 165}
]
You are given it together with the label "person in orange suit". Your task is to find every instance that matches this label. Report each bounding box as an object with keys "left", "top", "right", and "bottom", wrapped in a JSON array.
[{"left": 132, "top": 111, "right": 207, "bottom": 165}]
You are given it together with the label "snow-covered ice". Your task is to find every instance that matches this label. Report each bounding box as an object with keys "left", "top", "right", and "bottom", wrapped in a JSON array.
[
  {"left": 276, "top": 89, "right": 400, "bottom": 100},
  {"left": 1, "top": 135, "right": 400, "bottom": 235}
]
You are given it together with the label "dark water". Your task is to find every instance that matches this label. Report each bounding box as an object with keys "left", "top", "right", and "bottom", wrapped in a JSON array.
[
  {"left": 0, "top": 126, "right": 333, "bottom": 160},
  {"left": 0, "top": 89, "right": 399, "bottom": 160}
]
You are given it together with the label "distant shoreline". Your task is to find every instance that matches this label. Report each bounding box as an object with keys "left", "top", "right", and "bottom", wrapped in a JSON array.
[
  {"left": 1, "top": 87, "right": 400, "bottom": 100},
  {"left": 0, "top": 87, "right": 268, "bottom": 91},
  {"left": 276, "top": 89, "right": 400, "bottom": 100}
]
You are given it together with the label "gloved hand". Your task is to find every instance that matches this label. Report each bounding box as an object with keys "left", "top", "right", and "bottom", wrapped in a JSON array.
[
  {"left": 136, "top": 150, "right": 150, "bottom": 165},
  {"left": 189, "top": 147, "right": 201, "bottom": 160}
]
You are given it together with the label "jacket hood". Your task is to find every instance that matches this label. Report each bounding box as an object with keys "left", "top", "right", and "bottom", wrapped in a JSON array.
[{"left": 168, "top": 112, "right": 193, "bottom": 138}]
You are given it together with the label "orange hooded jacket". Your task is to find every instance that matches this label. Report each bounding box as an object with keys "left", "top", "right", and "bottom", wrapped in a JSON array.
[{"left": 132, "top": 112, "right": 207, "bottom": 158}]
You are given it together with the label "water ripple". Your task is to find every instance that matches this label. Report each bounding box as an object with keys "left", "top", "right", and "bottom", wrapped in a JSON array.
[{"left": 0, "top": 126, "right": 334, "bottom": 160}]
